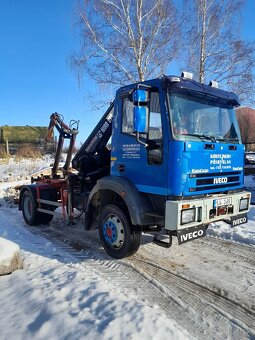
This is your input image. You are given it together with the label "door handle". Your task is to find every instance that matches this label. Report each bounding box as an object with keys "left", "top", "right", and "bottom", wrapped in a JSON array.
[{"left": 118, "top": 164, "right": 125, "bottom": 173}]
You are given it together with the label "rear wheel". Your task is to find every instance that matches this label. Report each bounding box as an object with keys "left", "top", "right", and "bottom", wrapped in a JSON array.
[
  {"left": 99, "top": 204, "right": 141, "bottom": 259},
  {"left": 21, "top": 190, "right": 54, "bottom": 226}
]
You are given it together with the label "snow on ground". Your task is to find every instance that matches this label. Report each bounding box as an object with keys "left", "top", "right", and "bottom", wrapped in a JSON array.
[
  {"left": 207, "top": 174, "right": 255, "bottom": 246},
  {"left": 0, "top": 237, "right": 21, "bottom": 275},
  {"left": 244, "top": 174, "right": 255, "bottom": 188},
  {"left": 0, "top": 158, "right": 189, "bottom": 339},
  {"left": 207, "top": 206, "right": 255, "bottom": 246},
  {"left": 0, "top": 237, "right": 20, "bottom": 264},
  {"left": 0, "top": 207, "right": 187, "bottom": 340},
  {"left": 0, "top": 158, "right": 255, "bottom": 339},
  {"left": 0, "top": 156, "right": 53, "bottom": 182}
]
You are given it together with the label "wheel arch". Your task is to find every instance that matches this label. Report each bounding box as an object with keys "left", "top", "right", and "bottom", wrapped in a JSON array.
[{"left": 86, "top": 176, "right": 153, "bottom": 230}]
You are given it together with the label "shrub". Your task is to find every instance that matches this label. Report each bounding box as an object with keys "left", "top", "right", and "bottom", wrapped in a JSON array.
[{"left": 15, "top": 144, "right": 42, "bottom": 159}]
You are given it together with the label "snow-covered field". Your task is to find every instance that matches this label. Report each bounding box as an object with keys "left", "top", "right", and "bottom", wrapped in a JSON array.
[
  {"left": 0, "top": 158, "right": 189, "bottom": 339},
  {"left": 0, "top": 207, "right": 188, "bottom": 340},
  {"left": 0, "top": 158, "right": 254, "bottom": 339}
]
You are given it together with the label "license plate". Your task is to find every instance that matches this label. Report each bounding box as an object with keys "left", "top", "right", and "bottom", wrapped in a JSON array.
[{"left": 214, "top": 197, "right": 232, "bottom": 207}]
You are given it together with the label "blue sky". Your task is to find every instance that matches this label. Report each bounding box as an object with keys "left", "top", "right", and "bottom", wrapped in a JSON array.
[
  {"left": 0, "top": 0, "right": 92, "bottom": 144},
  {"left": 0, "top": 0, "right": 254, "bottom": 144}
]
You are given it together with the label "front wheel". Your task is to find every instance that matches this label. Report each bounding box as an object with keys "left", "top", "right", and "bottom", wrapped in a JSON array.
[{"left": 99, "top": 204, "right": 141, "bottom": 259}]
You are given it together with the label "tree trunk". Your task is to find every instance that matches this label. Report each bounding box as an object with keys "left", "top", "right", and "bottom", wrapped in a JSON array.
[
  {"left": 5, "top": 139, "right": 9, "bottom": 155},
  {"left": 199, "top": 0, "right": 207, "bottom": 83}
]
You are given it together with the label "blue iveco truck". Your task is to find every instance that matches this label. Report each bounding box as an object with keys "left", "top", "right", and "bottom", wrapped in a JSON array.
[{"left": 19, "top": 72, "right": 251, "bottom": 258}]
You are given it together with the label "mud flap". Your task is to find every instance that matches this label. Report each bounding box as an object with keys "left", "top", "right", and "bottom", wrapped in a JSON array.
[
  {"left": 230, "top": 213, "right": 248, "bottom": 227},
  {"left": 177, "top": 225, "right": 207, "bottom": 245}
]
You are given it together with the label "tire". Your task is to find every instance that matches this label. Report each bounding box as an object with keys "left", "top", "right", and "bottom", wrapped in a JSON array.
[
  {"left": 21, "top": 190, "right": 54, "bottom": 226},
  {"left": 99, "top": 204, "right": 141, "bottom": 259}
]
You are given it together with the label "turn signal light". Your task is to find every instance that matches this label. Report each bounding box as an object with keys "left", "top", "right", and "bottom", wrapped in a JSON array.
[{"left": 182, "top": 204, "right": 190, "bottom": 209}]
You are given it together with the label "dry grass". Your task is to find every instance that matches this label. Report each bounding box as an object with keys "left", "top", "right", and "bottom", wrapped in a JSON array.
[
  {"left": 0, "top": 145, "right": 9, "bottom": 159},
  {"left": 15, "top": 144, "right": 42, "bottom": 159}
]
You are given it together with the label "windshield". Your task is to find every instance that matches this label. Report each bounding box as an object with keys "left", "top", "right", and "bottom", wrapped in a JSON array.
[{"left": 168, "top": 92, "right": 241, "bottom": 143}]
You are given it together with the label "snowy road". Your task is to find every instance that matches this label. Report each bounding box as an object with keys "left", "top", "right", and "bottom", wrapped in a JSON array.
[
  {"left": 249, "top": 188, "right": 255, "bottom": 204},
  {"left": 0, "top": 160, "right": 254, "bottom": 339},
  {"left": 1, "top": 206, "right": 254, "bottom": 339},
  {"left": 0, "top": 207, "right": 188, "bottom": 340}
]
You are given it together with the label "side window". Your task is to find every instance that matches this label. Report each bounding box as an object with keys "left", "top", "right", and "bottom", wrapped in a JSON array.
[
  {"left": 149, "top": 92, "right": 162, "bottom": 140},
  {"left": 121, "top": 90, "right": 163, "bottom": 165},
  {"left": 122, "top": 97, "right": 134, "bottom": 134},
  {"left": 148, "top": 91, "right": 163, "bottom": 165}
]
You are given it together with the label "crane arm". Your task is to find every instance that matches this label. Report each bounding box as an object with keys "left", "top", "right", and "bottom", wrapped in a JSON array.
[{"left": 45, "top": 112, "right": 79, "bottom": 178}]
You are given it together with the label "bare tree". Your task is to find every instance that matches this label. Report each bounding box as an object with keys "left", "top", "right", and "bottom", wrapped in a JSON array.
[
  {"left": 72, "top": 0, "right": 180, "bottom": 87},
  {"left": 182, "top": 0, "right": 255, "bottom": 104}
]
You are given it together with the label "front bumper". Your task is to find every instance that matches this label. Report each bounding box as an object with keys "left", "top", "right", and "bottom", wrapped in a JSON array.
[{"left": 165, "top": 191, "right": 251, "bottom": 231}]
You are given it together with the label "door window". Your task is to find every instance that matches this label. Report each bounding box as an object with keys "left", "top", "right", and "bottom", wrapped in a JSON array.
[{"left": 121, "top": 91, "right": 163, "bottom": 164}]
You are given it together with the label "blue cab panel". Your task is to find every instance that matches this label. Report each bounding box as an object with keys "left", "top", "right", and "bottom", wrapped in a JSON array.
[
  {"left": 110, "top": 76, "right": 244, "bottom": 198},
  {"left": 168, "top": 141, "right": 244, "bottom": 196},
  {"left": 111, "top": 138, "right": 168, "bottom": 195},
  {"left": 111, "top": 79, "right": 169, "bottom": 196}
]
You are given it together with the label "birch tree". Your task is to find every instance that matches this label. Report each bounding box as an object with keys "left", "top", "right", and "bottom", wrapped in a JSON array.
[
  {"left": 182, "top": 0, "right": 255, "bottom": 103},
  {"left": 72, "top": 0, "right": 180, "bottom": 86}
]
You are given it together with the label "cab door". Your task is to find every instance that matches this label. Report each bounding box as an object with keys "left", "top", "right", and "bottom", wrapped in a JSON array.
[{"left": 111, "top": 86, "right": 169, "bottom": 196}]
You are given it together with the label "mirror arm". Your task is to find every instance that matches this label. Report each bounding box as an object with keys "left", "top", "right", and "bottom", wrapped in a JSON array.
[{"left": 136, "top": 132, "right": 148, "bottom": 148}]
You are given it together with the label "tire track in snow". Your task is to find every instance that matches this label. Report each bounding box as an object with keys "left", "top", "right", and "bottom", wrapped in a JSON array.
[
  {"left": 127, "top": 255, "right": 255, "bottom": 339},
  {"left": 22, "top": 225, "right": 207, "bottom": 338},
  {"left": 22, "top": 223, "right": 255, "bottom": 339},
  {"left": 198, "top": 237, "right": 255, "bottom": 266}
]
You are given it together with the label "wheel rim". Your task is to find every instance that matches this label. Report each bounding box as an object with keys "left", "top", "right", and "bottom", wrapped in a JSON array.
[
  {"left": 23, "top": 196, "right": 32, "bottom": 219},
  {"left": 103, "top": 214, "right": 124, "bottom": 249}
]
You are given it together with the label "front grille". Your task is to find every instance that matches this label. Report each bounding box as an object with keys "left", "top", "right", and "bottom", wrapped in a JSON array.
[
  {"left": 191, "top": 182, "right": 240, "bottom": 192},
  {"left": 196, "top": 176, "right": 239, "bottom": 186},
  {"left": 189, "top": 172, "right": 242, "bottom": 192}
]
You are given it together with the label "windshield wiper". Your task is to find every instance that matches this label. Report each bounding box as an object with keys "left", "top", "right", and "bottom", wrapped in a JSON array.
[
  {"left": 184, "top": 133, "right": 217, "bottom": 142},
  {"left": 215, "top": 137, "right": 239, "bottom": 143}
]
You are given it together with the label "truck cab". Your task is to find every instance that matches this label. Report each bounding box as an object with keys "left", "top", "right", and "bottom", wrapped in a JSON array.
[{"left": 19, "top": 73, "right": 251, "bottom": 259}]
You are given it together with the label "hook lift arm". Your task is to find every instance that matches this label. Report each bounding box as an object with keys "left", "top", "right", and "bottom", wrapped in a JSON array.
[{"left": 46, "top": 112, "right": 79, "bottom": 178}]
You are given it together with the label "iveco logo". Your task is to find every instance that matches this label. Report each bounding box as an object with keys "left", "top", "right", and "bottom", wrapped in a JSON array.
[
  {"left": 232, "top": 217, "right": 247, "bottom": 226},
  {"left": 213, "top": 177, "right": 228, "bottom": 184},
  {"left": 181, "top": 230, "right": 204, "bottom": 242}
]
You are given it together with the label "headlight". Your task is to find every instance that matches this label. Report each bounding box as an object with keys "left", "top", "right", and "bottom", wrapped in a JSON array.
[
  {"left": 239, "top": 198, "right": 249, "bottom": 211},
  {"left": 181, "top": 208, "right": 195, "bottom": 225}
]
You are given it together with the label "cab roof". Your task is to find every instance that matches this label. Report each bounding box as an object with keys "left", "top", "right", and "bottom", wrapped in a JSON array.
[{"left": 117, "top": 75, "right": 240, "bottom": 107}]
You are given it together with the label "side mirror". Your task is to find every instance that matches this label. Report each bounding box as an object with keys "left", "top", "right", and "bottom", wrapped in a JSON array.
[
  {"left": 134, "top": 106, "right": 149, "bottom": 133},
  {"left": 133, "top": 89, "right": 149, "bottom": 134},
  {"left": 133, "top": 89, "right": 149, "bottom": 103}
]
